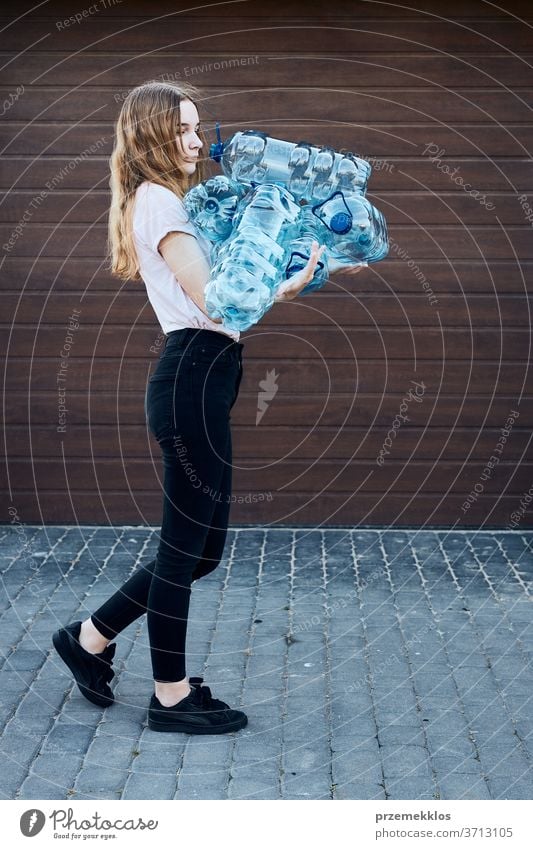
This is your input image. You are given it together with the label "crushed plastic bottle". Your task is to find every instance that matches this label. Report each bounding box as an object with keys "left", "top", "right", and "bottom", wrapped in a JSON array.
[
  {"left": 284, "top": 205, "right": 330, "bottom": 295},
  {"left": 182, "top": 174, "right": 246, "bottom": 244},
  {"left": 205, "top": 183, "right": 302, "bottom": 330},
  {"left": 212, "top": 129, "right": 372, "bottom": 201}
]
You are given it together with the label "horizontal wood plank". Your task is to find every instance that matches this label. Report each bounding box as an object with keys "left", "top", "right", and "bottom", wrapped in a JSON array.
[
  {"left": 1, "top": 325, "right": 531, "bottom": 360},
  {"left": 3, "top": 357, "right": 527, "bottom": 395},
  {"left": 2, "top": 122, "right": 533, "bottom": 161},
  {"left": 1, "top": 489, "right": 529, "bottom": 527},
  {"left": 1, "top": 88, "right": 532, "bottom": 123},
  {"left": 3, "top": 19, "right": 533, "bottom": 53},
  {"left": 2, "top": 390, "right": 530, "bottom": 429},
  {"left": 2, "top": 292, "right": 531, "bottom": 327},
  {"left": 2, "top": 53, "right": 533, "bottom": 88},
  {"left": 1, "top": 157, "right": 529, "bottom": 198},
  {"left": 2, "top": 223, "right": 532, "bottom": 260},
  {"left": 6, "top": 457, "right": 533, "bottom": 496},
  {"left": 3, "top": 1, "right": 532, "bottom": 19},
  {"left": 4, "top": 425, "right": 532, "bottom": 461},
  {"left": 1, "top": 189, "right": 531, "bottom": 225},
  {"left": 2, "top": 258, "right": 531, "bottom": 294}
]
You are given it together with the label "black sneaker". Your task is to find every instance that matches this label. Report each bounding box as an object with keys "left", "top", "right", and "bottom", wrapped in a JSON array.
[
  {"left": 52, "top": 620, "right": 116, "bottom": 708},
  {"left": 148, "top": 682, "right": 248, "bottom": 734},
  {"left": 188, "top": 676, "right": 236, "bottom": 711}
]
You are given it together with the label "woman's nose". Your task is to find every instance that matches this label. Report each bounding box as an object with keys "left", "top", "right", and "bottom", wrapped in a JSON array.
[{"left": 191, "top": 133, "right": 203, "bottom": 149}]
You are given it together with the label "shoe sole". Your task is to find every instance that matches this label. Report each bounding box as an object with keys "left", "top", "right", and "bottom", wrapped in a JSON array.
[
  {"left": 147, "top": 714, "right": 248, "bottom": 734},
  {"left": 52, "top": 628, "right": 114, "bottom": 708}
]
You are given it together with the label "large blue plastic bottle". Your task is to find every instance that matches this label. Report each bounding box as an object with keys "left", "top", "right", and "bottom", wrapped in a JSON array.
[
  {"left": 211, "top": 129, "right": 372, "bottom": 201},
  {"left": 205, "top": 183, "right": 302, "bottom": 330}
]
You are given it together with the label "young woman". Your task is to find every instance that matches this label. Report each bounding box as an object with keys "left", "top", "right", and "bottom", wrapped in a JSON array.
[{"left": 51, "top": 80, "right": 332, "bottom": 735}]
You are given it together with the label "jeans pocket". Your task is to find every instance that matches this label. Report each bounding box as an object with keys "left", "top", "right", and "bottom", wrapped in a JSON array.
[{"left": 149, "top": 350, "right": 191, "bottom": 382}]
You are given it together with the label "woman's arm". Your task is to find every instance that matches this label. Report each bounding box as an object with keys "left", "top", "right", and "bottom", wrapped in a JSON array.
[
  {"left": 159, "top": 232, "right": 328, "bottom": 315},
  {"left": 158, "top": 230, "right": 223, "bottom": 322}
]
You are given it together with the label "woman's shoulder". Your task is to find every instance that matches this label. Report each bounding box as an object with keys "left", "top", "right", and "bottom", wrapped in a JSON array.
[
  {"left": 135, "top": 180, "right": 185, "bottom": 206},
  {"left": 134, "top": 181, "right": 189, "bottom": 223}
]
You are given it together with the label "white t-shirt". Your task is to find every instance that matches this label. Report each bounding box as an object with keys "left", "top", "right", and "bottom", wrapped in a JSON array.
[{"left": 132, "top": 180, "right": 240, "bottom": 341}]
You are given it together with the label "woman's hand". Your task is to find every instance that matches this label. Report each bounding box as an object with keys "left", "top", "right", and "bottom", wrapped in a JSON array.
[
  {"left": 329, "top": 262, "right": 367, "bottom": 277},
  {"left": 274, "top": 240, "right": 326, "bottom": 303}
]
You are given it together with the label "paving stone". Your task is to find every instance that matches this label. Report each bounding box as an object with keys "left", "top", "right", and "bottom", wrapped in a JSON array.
[
  {"left": 17, "top": 752, "right": 83, "bottom": 799},
  {"left": 381, "top": 744, "right": 433, "bottom": 779},
  {"left": 184, "top": 738, "right": 234, "bottom": 768},
  {"left": 377, "top": 725, "right": 426, "bottom": 747},
  {"left": 227, "top": 765, "right": 280, "bottom": 799},
  {"left": 121, "top": 771, "right": 177, "bottom": 799},
  {"left": 282, "top": 744, "right": 330, "bottom": 774},
  {"left": 486, "top": 775, "right": 533, "bottom": 799},
  {"left": 331, "top": 719, "right": 377, "bottom": 739},
  {"left": 176, "top": 772, "right": 229, "bottom": 799},
  {"left": 334, "top": 779, "right": 386, "bottom": 799},
  {"left": 331, "top": 748, "right": 383, "bottom": 784},
  {"left": 384, "top": 775, "right": 437, "bottom": 799},
  {"left": 476, "top": 744, "right": 531, "bottom": 775},
  {"left": 281, "top": 772, "right": 331, "bottom": 798},
  {"left": 17, "top": 775, "right": 72, "bottom": 799},
  {"left": 425, "top": 733, "right": 477, "bottom": 759},
  {"left": 0, "top": 727, "right": 43, "bottom": 768},
  {"left": 45, "top": 721, "right": 96, "bottom": 755},
  {"left": 227, "top": 781, "right": 280, "bottom": 800},
  {"left": 0, "top": 754, "right": 33, "bottom": 798},
  {"left": 438, "top": 774, "right": 491, "bottom": 799},
  {"left": 430, "top": 753, "right": 483, "bottom": 775},
  {"left": 73, "top": 765, "right": 128, "bottom": 795}
]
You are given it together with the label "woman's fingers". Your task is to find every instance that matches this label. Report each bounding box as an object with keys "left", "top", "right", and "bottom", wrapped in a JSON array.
[
  {"left": 302, "top": 240, "right": 326, "bottom": 280},
  {"left": 275, "top": 241, "right": 327, "bottom": 302},
  {"left": 333, "top": 263, "right": 365, "bottom": 276}
]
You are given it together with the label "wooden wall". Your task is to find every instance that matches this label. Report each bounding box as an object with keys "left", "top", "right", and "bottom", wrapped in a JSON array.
[{"left": 1, "top": 0, "right": 532, "bottom": 526}]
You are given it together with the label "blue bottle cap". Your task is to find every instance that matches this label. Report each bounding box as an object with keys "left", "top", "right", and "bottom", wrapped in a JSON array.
[
  {"left": 209, "top": 121, "right": 224, "bottom": 163},
  {"left": 330, "top": 211, "right": 352, "bottom": 234}
]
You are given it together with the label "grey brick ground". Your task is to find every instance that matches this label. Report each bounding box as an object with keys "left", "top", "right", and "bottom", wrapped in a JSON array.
[{"left": 0, "top": 526, "right": 531, "bottom": 800}]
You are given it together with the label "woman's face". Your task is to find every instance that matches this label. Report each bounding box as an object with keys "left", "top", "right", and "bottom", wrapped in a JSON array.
[{"left": 176, "top": 98, "right": 203, "bottom": 176}]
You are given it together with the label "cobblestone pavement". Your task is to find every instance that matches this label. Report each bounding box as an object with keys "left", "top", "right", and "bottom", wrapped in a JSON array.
[{"left": 0, "top": 525, "right": 531, "bottom": 801}]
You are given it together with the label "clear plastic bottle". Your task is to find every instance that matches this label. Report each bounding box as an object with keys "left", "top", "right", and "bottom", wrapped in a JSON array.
[
  {"left": 206, "top": 183, "right": 302, "bottom": 330},
  {"left": 182, "top": 175, "right": 246, "bottom": 243},
  {"left": 311, "top": 191, "right": 389, "bottom": 263},
  {"left": 284, "top": 206, "right": 330, "bottom": 295},
  {"left": 212, "top": 130, "right": 372, "bottom": 201}
]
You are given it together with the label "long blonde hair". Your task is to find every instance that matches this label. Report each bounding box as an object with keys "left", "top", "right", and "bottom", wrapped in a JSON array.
[{"left": 108, "top": 80, "right": 208, "bottom": 280}]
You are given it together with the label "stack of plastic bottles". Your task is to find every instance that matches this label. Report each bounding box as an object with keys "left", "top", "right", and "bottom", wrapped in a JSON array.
[{"left": 183, "top": 128, "right": 389, "bottom": 330}]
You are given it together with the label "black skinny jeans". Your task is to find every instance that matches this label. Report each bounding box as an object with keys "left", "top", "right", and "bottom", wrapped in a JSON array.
[{"left": 91, "top": 328, "right": 244, "bottom": 682}]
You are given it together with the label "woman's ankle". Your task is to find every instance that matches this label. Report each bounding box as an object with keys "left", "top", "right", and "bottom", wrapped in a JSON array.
[
  {"left": 154, "top": 677, "right": 191, "bottom": 706},
  {"left": 79, "top": 617, "right": 111, "bottom": 654}
]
